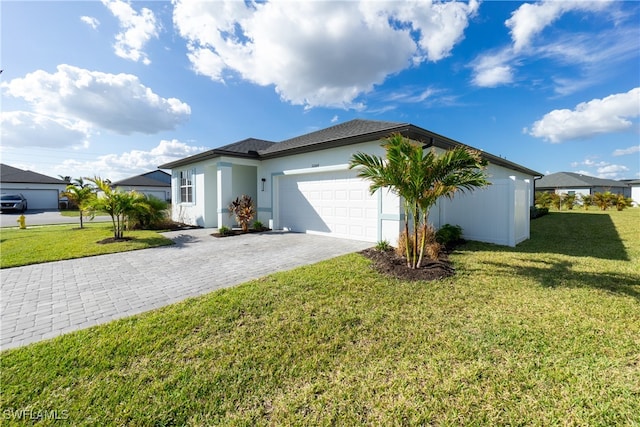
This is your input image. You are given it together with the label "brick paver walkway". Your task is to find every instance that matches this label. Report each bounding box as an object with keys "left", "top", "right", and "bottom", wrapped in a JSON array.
[{"left": 1, "top": 230, "right": 370, "bottom": 350}]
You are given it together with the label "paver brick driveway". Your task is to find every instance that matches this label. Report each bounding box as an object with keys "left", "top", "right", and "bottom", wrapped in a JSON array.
[{"left": 1, "top": 229, "right": 371, "bottom": 351}]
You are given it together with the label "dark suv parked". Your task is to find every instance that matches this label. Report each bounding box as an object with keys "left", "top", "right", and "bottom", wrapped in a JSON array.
[{"left": 0, "top": 194, "right": 28, "bottom": 212}]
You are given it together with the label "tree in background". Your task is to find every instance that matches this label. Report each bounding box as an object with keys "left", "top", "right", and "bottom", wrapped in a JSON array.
[
  {"left": 535, "top": 191, "right": 553, "bottom": 209},
  {"left": 61, "top": 179, "right": 96, "bottom": 228},
  {"left": 350, "top": 133, "right": 489, "bottom": 269}
]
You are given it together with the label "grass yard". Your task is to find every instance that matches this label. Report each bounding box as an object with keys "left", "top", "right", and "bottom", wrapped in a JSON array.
[
  {"left": 1, "top": 210, "right": 639, "bottom": 425},
  {"left": 0, "top": 223, "right": 174, "bottom": 268}
]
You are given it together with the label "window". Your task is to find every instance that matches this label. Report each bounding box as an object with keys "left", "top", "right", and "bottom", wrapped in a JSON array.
[{"left": 179, "top": 169, "right": 194, "bottom": 203}]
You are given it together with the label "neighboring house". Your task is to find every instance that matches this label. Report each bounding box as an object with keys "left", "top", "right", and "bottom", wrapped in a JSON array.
[
  {"left": 0, "top": 164, "right": 67, "bottom": 210},
  {"left": 536, "top": 172, "right": 631, "bottom": 199},
  {"left": 620, "top": 179, "right": 640, "bottom": 206},
  {"left": 111, "top": 170, "right": 172, "bottom": 202},
  {"left": 159, "top": 119, "right": 542, "bottom": 247}
]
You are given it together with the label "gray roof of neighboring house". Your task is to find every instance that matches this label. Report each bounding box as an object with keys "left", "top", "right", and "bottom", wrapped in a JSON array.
[
  {"left": 537, "top": 172, "right": 629, "bottom": 189},
  {"left": 112, "top": 170, "right": 171, "bottom": 188},
  {"left": 158, "top": 119, "right": 542, "bottom": 176},
  {"left": 0, "top": 163, "right": 67, "bottom": 185}
]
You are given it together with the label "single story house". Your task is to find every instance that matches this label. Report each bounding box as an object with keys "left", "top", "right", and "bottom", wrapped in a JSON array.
[
  {"left": 111, "top": 170, "right": 172, "bottom": 202},
  {"left": 536, "top": 172, "right": 632, "bottom": 199},
  {"left": 159, "top": 119, "right": 542, "bottom": 247},
  {"left": 0, "top": 163, "right": 68, "bottom": 210}
]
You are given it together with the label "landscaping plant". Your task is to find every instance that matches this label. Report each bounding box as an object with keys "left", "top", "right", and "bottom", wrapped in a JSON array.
[
  {"left": 580, "top": 194, "right": 593, "bottom": 210},
  {"left": 350, "top": 133, "right": 489, "bottom": 268},
  {"left": 60, "top": 178, "right": 96, "bottom": 228},
  {"left": 228, "top": 195, "right": 255, "bottom": 232},
  {"left": 89, "top": 177, "right": 150, "bottom": 240}
]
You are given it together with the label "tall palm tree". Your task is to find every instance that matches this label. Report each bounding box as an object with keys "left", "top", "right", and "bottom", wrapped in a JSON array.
[{"left": 350, "top": 133, "right": 489, "bottom": 269}]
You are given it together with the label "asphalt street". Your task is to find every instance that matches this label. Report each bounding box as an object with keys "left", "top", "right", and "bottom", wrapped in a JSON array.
[{"left": 0, "top": 210, "right": 111, "bottom": 228}]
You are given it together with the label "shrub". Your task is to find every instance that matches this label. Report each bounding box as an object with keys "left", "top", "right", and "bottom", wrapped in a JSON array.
[
  {"left": 535, "top": 191, "right": 552, "bottom": 209},
  {"left": 397, "top": 224, "right": 442, "bottom": 260},
  {"left": 253, "top": 220, "right": 265, "bottom": 230},
  {"left": 435, "top": 224, "right": 463, "bottom": 246},
  {"left": 375, "top": 240, "right": 392, "bottom": 251},
  {"left": 530, "top": 206, "right": 549, "bottom": 219},
  {"left": 228, "top": 195, "right": 255, "bottom": 232},
  {"left": 218, "top": 225, "right": 232, "bottom": 236},
  {"left": 130, "top": 195, "right": 169, "bottom": 230},
  {"left": 580, "top": 194, "right": 593, "bottom": 210}
]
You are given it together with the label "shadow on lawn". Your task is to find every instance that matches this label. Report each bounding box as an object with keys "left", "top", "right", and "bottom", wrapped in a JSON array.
[{"left": 481, "top": 258, "right": 640, "bottom": 301}]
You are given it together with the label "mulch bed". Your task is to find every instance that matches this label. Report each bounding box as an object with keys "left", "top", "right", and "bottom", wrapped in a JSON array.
[
  {"left": 211, "top": 228, "right": 271, "bottom": 238},
  {"left": 359, "top": 248, "right": 456, "bottom": 281}
]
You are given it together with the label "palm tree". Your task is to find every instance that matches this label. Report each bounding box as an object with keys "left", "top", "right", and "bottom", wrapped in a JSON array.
[
  {"left": 350, "top": 133, "right": 489, "bottom": 269},
  {"left": 61, "top": 182, "right": 96, "bottom": 228},
  {"left": 88, "top": 177, "right": 149, "bottom": 239}
]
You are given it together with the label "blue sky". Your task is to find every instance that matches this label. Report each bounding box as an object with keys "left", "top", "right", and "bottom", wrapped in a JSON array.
[{"left": 1, "top": 0, "right": 639, "bottom": 181}]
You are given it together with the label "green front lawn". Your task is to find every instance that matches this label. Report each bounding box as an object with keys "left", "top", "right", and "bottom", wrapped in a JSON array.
[
  {"left": 1, "top": 210, "right": 639, "bottom": 425},
  {"left": 0, "top": 223, "right": 174, "bottom": 268}
]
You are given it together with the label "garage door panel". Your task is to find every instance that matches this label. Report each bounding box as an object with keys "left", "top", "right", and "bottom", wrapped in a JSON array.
[
  {"left": 278, "top": 170, "right": 378, "bottom": 242},
  {"left": 2, "top": 189, "right": 59, "bottom": 210}
]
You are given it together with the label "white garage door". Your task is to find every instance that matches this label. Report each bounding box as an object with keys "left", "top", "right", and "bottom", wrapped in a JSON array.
[
  {"left": 277, "top": 170, "right": 378, "bottom": 242},
  {"left": 2, "top": 189, "right": 59, "bottom": 210}
]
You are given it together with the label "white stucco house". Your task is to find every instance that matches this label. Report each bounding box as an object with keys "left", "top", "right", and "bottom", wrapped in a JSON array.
[
  {"left": 159, "top": 119, "right": 542, "bottom": 247},
  {"left": 0, "top": 163, "right": 68, "bottom": 210}
]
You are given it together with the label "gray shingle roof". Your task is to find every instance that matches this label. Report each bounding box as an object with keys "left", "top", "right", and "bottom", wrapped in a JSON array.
[
  {"left": 158, "top": 119, "right": 542, "bottom": 176},
  {"left": 259, "top": 119, "right": 408, "bottom": 156},
  {"left": 537, "top": 172, "right": 629, "bottom": 189},
  {"left": 0, "top": 163, "right": 67, "bottom": 185},
  {"left": 159, "top": 138, "right": 275, "bottom": 169},
  {"left": 112, "top": 170, "right": 171, "bottom": 187}
]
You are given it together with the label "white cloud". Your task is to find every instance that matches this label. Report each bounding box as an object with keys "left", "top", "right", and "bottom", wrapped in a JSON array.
[
  {"left": 527, "top": 88, "right": 640, "bottom": 142},
  {"left": 60, "top": 139, "right": 208, "bottom": 181},
  {"left": 470, "top": 48, "right": 515, "bottom": 87},
  {"left": 101, "top": 0, "right": 160, "bottom": 65},
  {"left": 505, "top": 0, "right": 612, "bottom": 52},
  {"left": 80, "top": 16, "right": 100, "bottom": 30},
  {"left": 613, "top": 145, "right": 640, "bottom": 156},
  {"left": 0, "top": 111, "right": 90, "bottom": 148},
  {"left": 1, "top": 65, "right": 191, "bottom": 135},
  {"left": 597, "top": 163, "right": 629, "bottom": 179},
  {"left": 172, "top": 0, "right": 477, "bottom": 108}
]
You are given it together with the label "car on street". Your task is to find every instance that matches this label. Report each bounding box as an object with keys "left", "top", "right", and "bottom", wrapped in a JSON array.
[{"left": 0, "top": 193, "right": 28, "bottom": 213}]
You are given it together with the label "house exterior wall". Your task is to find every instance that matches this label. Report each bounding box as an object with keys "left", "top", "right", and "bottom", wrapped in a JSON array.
[
  {"left": 435, "top": 176, "right": 531, "bottom": 247},
  {"left": 257, "top": 140, "right": 403, "bottom": 242},
  {"left": 169, "top": 139, "right": 536, "bottom": 246},
  {"left": 631, "top": 185, "right": 640, "bottom": 206},
  {"left": 171, "top": 157, "right": 260, "bottom": 228}
]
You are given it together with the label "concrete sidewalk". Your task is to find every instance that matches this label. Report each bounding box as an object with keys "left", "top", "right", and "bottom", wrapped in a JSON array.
[{"left": 1, "top": 230, "right": 371, "bottom": 351}]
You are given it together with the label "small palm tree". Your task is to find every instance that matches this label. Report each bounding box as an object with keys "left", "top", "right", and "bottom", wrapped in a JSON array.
[
  {"left": 61, "top": 180, "right": 96, "bottom": 228},
  {"left": 594, "top": 191, "right": 614, "bottom": 210},
  {"left": 614, "top": 194, "right": 633, "bottom": 211},
  {"left": 580, "top": 194, "right": 593, "bottom": 210},
  {"left": 350, "top": 133, "right": 489, "bottom": 269},
  {"left": 88, "top": 177, "right": 149, "bottom": 239}
]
